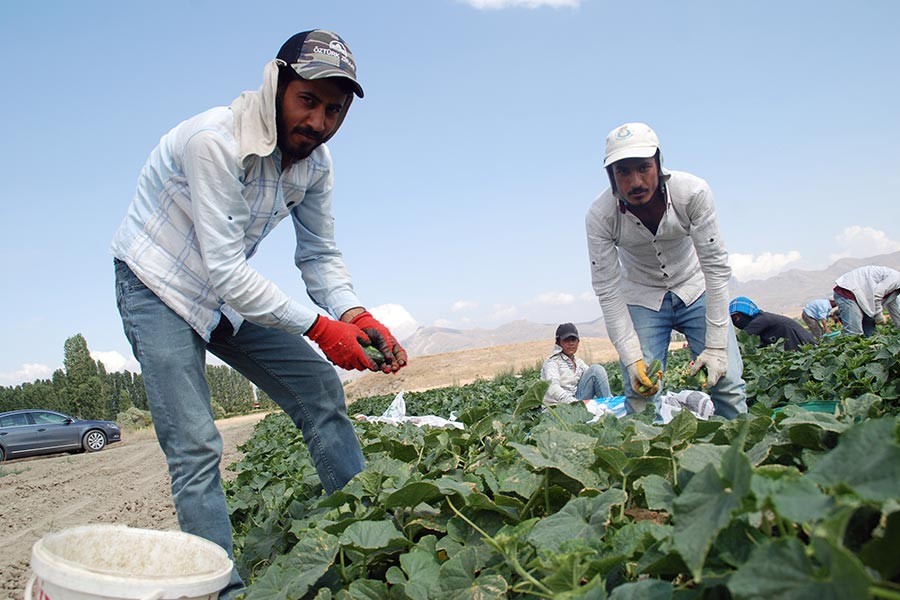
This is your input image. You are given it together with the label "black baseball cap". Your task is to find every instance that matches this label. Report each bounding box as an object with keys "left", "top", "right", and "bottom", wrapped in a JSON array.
[
  {"left": 555, "top": 323, "right": 579, "bottom": 341},
  {"left": 277, "top": 29, "right": 364, "bottom": 98}
]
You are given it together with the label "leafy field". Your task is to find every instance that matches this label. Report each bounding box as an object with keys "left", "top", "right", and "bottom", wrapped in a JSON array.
[{"left": 225, "top": 330, "right": 900, "bottom": 599}]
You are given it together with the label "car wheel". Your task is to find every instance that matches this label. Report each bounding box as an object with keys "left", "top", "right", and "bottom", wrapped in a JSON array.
[
  {"left": 83, "top": 430, "right": 107, "bottom": 452},
  {"left": 0, "top": 445, "right": 5, "bottom": 462}
]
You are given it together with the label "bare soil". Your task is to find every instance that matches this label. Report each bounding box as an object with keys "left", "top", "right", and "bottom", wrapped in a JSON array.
[{"left": 0, "top": 412, "right": 268, "bottom": 600}]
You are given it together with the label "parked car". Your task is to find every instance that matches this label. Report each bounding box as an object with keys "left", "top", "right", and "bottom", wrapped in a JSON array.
[{"left": 0, "top": 409, "right": 122, "bottom": 462}]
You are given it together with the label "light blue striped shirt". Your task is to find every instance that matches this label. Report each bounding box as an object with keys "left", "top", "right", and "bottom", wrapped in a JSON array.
[{"left": 110, "top": 106, "right": 360, "bottom": 341}]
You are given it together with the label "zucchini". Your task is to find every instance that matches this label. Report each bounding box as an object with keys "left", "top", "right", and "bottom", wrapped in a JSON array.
[
  {"left": 637, "top": 359, "right": 663, "bottom": 394},
  {"left": 362, "top": 345, "right": 385, "bottom": 367}
]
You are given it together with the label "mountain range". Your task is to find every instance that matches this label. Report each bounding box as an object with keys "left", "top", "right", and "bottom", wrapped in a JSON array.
[{"left": 400, "top": 250, "right": 900, "bottom": 357}]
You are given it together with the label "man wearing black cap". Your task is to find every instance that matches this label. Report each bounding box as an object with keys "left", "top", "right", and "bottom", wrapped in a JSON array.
[
  {"left": 540, "top": 323, "right": 612, "bottom": 406},
  {"left": 110, "top": 30, "right": 405, "bottom": 597}
]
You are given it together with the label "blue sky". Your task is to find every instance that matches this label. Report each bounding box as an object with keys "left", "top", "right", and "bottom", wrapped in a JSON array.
[{"left": 2, "top": 0, "right": 899, "bottom": 385}]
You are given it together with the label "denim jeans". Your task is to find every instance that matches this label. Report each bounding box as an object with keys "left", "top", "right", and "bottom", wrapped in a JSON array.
[
  {"left": 575, "top": 364, "right": 612, "bottom": 400},
  {"left": 621, "top": 291, "right": 747, "bottom": 419},
  {"left": 114, "top": 259, "right": 365, "bottom": 598},
  {"left": 833, "top": 293, "right": 875, "bottom": 336}
]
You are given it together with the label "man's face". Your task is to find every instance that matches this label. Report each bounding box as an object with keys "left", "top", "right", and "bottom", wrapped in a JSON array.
[
  {"left": 277, "top": 77, "right": 349, "bottom": 163},
  {"left": 559, "top": 336, "right": 579, "bottom": 357},
  {"left": 612, "top": 157, "right": 659, "bottom": 206}
]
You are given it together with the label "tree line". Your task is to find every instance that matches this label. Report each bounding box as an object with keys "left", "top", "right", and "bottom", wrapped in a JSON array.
[{"left": 0, "top": 333, "right": 276, "bottom": 421}]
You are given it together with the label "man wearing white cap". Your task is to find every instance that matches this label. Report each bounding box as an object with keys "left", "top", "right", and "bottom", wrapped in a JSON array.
[{"left": 585, "top": 123, "right": 746, "bottom": 419}]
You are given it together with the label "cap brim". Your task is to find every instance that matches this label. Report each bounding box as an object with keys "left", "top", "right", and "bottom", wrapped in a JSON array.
[
  {"left": 291, "top": 64, "right": 364, "bottom": 98},
  {"left": 603, "top": 145, "right": 657, "bottom": 168}
]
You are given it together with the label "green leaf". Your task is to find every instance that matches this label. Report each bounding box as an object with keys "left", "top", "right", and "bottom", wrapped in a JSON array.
[
  {"left": 347, "top": 579, "right": 389, "bottom": 600},
  {"left": 624, "top": 456, "right": 671, "bottom": 480},
  {"left": 674, "top": 442, "right": 728, "bottom": 488},
  {"left": 751, "top": 468, "right": 834, "bottom": 523},
  {"left": 527, "top": 489, "right": 627, "bottom": 553},
  {"left": 672, "top": 425, "right": 752, "bottom": 581},
  {"left": 514, "top": 380, "right": 548, "bottom": 416},
  {"left": 634, "top": 475, "right": 675, "bottom": 513},
  {"left": 807, "top": 417, "right": 900, "bottom": 502},
  {"left": 858, "top": 510, "right": 900, "bottom": 580},
  {"left": 339, "top": 519, "right": 408, "bottom": 550},
  {"left": 393, "top": 538, "right": 443, "bottom": 600},
  {"left": 438, "top": 547, "right": 509, "bottom": 599},
  {"left": 609, "top": 578, "right": 673, "bottom": 600},
  {"left": 728, "top": 537, "right": 871, "bottom": 600},
  {"left": 779, "top": 410, "right": 848, "bottom": 450},
  {"left": 384, "top": 481, "right": 443, "bottom": 509},
  {"left": 595, "top": 446, "right": 629, "bottom": 478},
  {"left": 510, "top": 429, "right": 602, "bottom": 489},
  {"left": 494, "top": 461, "right": 543, "bottom": 499},
  {"left": 243, "top": 531, "right": 340, "bottom": 600},
  {"left": 653, "top": 409, "right": 698, "bottom": 449}
]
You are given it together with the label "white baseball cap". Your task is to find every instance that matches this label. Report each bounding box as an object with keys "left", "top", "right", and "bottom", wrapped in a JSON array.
[{"left": 603, "top": 122, "right": 660, "bottom": 167}]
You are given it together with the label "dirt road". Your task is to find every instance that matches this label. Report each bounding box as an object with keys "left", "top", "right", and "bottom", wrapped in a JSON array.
[{"left": 0, "top": 412, "right": 267, "bottom": 600}]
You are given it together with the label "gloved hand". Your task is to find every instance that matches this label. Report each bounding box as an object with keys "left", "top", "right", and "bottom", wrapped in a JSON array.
[
  {"left": 350, "top": 310, "right": 408, "bottom": 372},
  {"left": 627, "top": 359, "right": 659, "bottom": 397},
  {"left": 305, "top": 316, "right": 378, "bottom": 371},
  {"left": 873, "top": 311, "right": 886, "bottom": 325},
  {"left": 691, "top": 347, "right": 728, "bottom": 386}
]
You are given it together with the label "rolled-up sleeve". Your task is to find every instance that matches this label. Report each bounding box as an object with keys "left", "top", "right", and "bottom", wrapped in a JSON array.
[
  {"left": 183, "top": 130, "right": 319, "bottom": 335},
  {"left": 685, "top": 183, "right": 731, "bottom": 350}
]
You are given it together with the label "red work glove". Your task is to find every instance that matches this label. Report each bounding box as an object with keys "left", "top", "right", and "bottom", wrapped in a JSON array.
[
  {"left": 305, "top": 316, "right": 378, "bottom": 371},
  {"left": 349, "top": 310, "right": 408, "bottom": 373}
]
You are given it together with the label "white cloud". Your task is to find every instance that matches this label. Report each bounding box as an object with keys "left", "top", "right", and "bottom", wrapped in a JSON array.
[
  {"left": 451, "top": 300, "right": 478, "bottom": 312},
  {"left": 490, "top": 304, "right": 519, "bottom": 321},
  {"left": 829, "top": 226, "right": 900, "bottom": 263},
  {"left": 0, "top": 363, "right": 53, "bottom": 386},
  {"left": 729, "top": 251, "right": 802, "bottom": 282},
  {"left": 532, "top": 292, "right": 575, "bottom": 305},
  {"left": 463, "top": 0, "right": 580, "bottom": 8},
  {"left": 370, "top": 304, "right": 420, "bottom": 341},
  {"left": 433, "top": 318, "right": 453, "bottom": 328},
  {"left": 91, "top": 350, "right": 140, "bottom": 374}
]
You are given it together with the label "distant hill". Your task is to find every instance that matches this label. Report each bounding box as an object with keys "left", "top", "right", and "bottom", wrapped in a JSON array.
[{"left": 402, "top": 318, "right": 608, "bottom": 357}]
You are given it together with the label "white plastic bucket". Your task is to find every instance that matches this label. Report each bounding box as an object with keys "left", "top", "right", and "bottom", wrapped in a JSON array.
[{"left": 25, "top": 524, "right": 233, "bottom": 600}]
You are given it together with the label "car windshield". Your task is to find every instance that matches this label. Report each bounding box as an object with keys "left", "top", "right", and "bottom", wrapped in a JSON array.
[
  {"left": 0, "top": 413, "right": 30, "bottom": 427},
  {"left": 32, "top": 412, "right": 70, "bottom": 425}
]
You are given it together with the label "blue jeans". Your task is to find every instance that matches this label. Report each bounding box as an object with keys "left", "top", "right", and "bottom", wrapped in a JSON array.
[
  {"left": 621, "top": 292, "right": 747, "bottom": 419},
  {"left": 575, "top": 364, "right": 612, "bottom": 400},
  {"left": 833, "top": 293, "right": 876, "bottom": 337},
  {"left": 114, "top": 260, "right": 365, "bottom": 598}
]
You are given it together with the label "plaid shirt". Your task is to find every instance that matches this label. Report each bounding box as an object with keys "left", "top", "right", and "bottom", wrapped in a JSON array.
[{"left": 110, "top": 106, "right": 360, "bottom": 341}]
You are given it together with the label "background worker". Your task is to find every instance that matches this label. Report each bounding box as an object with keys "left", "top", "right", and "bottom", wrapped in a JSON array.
[
  {"left": 802, "top": 298, "right": 839, "bottom": 338},
  {"left": 111, "top": 30, "right": 406, "bottom": 598},
  {"left": 585, "top": 122, "right": 746, "bottom": 419},
  {"left": 540, "top": 323, "right": 612, "bottom": 406},
  {"left": 730, "top": 297, "right": 816, "bottom": 351},
  {"left": 833, "top": 265, "right": 900, "bottom": 336}
]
